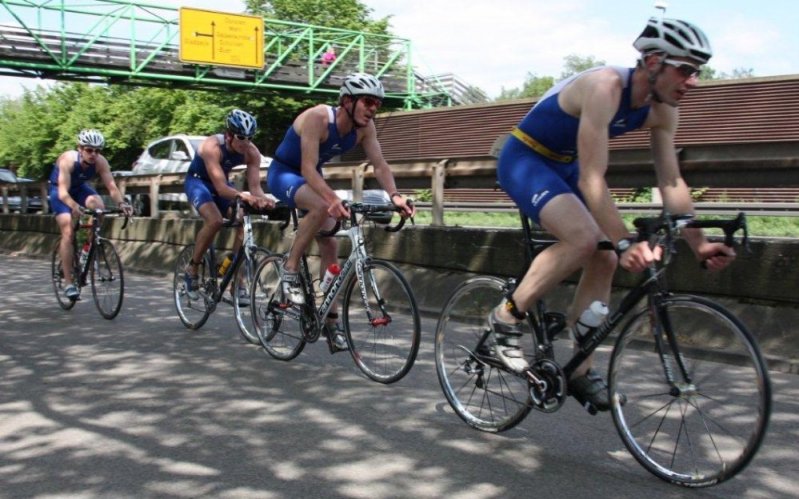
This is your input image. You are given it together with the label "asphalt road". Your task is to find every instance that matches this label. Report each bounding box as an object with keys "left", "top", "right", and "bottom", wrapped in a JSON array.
[{"left": 1, "top": 255, "right": 797, "bottom": 498}]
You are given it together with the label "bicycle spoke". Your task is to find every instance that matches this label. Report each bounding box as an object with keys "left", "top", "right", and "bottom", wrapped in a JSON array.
[
  {"left": 435, "top": 276, "right": 532, "bottom": 432},
  {"left": 609, "top": 296, "right": 771, "bottom": 486}
]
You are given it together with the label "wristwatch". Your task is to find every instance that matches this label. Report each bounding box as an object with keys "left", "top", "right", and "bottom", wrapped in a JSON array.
[{"left": 615, "top": 238, "right": 633, "bottom": 256}]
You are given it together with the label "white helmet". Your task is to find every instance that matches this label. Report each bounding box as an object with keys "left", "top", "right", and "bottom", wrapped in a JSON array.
[
  {"left": 77, "top": 128, "right": 105, "bottom": 148},
  {"left": 633, "top": 17, "right": 712, "bottom": 65},
  {"left": 339, "top": 73, "right": 385, "bottom": 100}
]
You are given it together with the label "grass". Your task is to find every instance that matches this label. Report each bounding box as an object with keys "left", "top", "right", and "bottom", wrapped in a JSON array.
[{"left": 408, "top": 211, "right": 799, "bottom": 238}]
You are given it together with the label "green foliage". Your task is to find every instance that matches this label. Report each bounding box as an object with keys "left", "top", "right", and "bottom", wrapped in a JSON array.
[
  {"left": 560, "top": 54, "right": 606, "bottom": 79},
  {"left": 700, "top": 66, "right": 755, "bottom": 81},
  {"left": 413, "top": 188, "right": 433, "bottom": 202},
  {"left": 497, "top": 73, "right": 555, "bottom": 100},
  {"left": 246, "top": 0, "right": 390, "bottom": 35}
]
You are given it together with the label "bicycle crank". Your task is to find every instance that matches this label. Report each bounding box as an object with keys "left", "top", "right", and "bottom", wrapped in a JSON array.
[{"left": 527, "top": 359, "right": 567, "bottom": 413}]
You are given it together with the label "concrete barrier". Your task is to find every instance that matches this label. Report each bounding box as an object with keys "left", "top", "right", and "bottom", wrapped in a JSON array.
[{"left": 2, "top": 213, "right": 797, "bottom": 373}]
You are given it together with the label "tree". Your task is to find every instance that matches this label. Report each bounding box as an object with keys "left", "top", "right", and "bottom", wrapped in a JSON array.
[
  {"left": 496, "top": 73, "right": 555, "bottom": 101},
  {"left": 560, "top": 54, "right": 606, "bottom": 79},
  {"left": 245, "top": 0, "right": 390, "bottom": 35}
]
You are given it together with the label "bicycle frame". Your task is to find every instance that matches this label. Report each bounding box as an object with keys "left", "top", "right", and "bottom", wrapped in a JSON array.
[
  {"left": 72, "top": 209, "right": 125, "bottom": 287},
  {"left": 296, "top": 214, "right": 371, "bottom": 334},
  {"left": 515, "top": 211, "right": 748, "bottom": 384},
  {"left": 205, "top": 205, "right": 262, "bottom": 305},
  {"left": 285, "top": 202, "right": 408, "bottom": 340}
]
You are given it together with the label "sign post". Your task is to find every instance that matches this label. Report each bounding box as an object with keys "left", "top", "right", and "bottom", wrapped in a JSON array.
[{"left": 179, "top": 8, "right": 264, "bottom": 69}]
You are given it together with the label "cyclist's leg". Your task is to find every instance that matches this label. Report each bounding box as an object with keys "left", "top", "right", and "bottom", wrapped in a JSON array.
[
  {"left": 51, "top": 187, "right": 80, "bottom": 296},
  {"left": 185, "top": 178, "right": 223, "bottom": 297},
  {"left": 490, "top": 144, "right": 600, "bottom": 372},
  {"left": 316, "top": 229, "right": 347, "bottom": 350}
]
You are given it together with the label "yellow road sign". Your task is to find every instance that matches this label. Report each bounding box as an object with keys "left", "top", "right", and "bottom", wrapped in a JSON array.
[{"left": 179, "top": 7, "right": 264, "bottom": 69}]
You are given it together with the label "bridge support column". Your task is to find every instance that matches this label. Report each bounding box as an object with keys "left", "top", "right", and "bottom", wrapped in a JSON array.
[{"left": 431, "top": 159, "right": 448, "bottom": 226}]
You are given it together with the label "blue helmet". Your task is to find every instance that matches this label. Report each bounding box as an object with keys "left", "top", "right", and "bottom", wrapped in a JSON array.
[{"left": 225, "top": 109, "right": 258, "bottom": 137}]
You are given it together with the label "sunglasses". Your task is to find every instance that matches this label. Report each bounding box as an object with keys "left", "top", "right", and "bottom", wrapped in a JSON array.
[
  {"left": 234, "top": 134, "right": 253, "bottom": 141},
  {"left": 82, "top": 147, "right": 102, "bottom": 154},
  {"left": 360, "top": 96, "right": 382, "bottom": 109},
  {"left": 662, "top": 58, "right": 701, "bottom": 79}
]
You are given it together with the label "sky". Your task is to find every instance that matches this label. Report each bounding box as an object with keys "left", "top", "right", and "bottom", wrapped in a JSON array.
[{"left": 1, "top": 0, "right": 797, "bottom": 99}]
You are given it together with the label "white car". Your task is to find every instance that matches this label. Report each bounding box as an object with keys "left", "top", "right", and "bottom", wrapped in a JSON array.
[
  {"left": 127, "top": 134, "right": 271, "bottom": 215},
  {"left": 132, "top": 134, "right": 206, "bottom": 175}
]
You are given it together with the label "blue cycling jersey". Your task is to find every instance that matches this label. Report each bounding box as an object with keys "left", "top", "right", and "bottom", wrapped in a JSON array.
[
  {"left": 186, "top": 134, "right": 245, "bottom": 182},
  {"left": 516, "top": 66, "right": 650, "bottom": 158},
  {"left": 272, "top": 106, "right": 357, "bottom": 171},
  {"left": 48, "top": 151, "right": 97, "bottom": 189}
]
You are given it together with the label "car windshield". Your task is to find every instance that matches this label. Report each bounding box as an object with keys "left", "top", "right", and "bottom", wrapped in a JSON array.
[
  {"left": 0, "top": 169, "right": 16, "bottom": 182},
  {"left": 189, "top": 139, "right": 204, "bottom": 153}
]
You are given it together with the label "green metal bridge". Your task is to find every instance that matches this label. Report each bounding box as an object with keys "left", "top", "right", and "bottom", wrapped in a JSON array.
[{"left": 0, "top": 0, "right": 451, "bottom": 108}]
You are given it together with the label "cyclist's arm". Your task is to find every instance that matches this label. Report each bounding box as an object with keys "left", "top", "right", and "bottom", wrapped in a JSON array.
[
  {"left": 236, "top": 142, "right": 274, "bottom": 210},
  {"left": 55, "top": 152, "right": 80, "bottom": 215},
  {"left": 95, "top": 156, "right": 128, "bottom": 208},
  {"left": 360, "top": 121, "right": 414, "bottom": 216},
  {"left": 575, "top": 71, "right": 628, "bottom": 243},
  {"left": 200, "top": 137, "right": 240, "bottom": 201},
  {"left": 650, "top": 106, "right": 735, "bottom": 268}
]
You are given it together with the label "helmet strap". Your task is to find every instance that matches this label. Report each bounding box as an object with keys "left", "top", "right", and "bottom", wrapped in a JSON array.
[{"left": 343, "top": 96, "right": 366, "bottom": 129}]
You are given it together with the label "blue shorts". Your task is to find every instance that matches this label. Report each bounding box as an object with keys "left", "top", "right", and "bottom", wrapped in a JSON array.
[
  {"left": 185, "top": 175, "right": 232, "bottom": 215},
  {"left": 267, "top": 160, "right": 322, "bottom": 208},
  {"left": 49, "top": 183, "right": 99, "bottom": 215},
  {"left": 497, "top": 136, "right": 584, "bottom": 224}
]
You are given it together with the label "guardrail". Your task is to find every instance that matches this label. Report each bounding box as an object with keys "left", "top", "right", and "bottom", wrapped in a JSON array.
[{"left": 6, "top": 157, "right": 799, "bottom": 221}]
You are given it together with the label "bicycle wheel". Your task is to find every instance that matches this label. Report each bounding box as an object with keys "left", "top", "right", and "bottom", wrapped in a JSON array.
[
  {"left": 609, "top": 294, "right": 771, "bottom": 487},
  {"left": 251, "top": 255, "right": 305, "bottom": 360},
  {"left": 173, "top": 244, "right": 213, "bottom": 330},
  {"left": 233, "top": 247, "right": 271, "bottom": 344},
  {"left": 51, "top": 238, "right": 77, "bottom": 311},
  {"left": 435, "top": 275, "right": 533, "bottom": 432},
  {"left": 90, "top": 239, "right": 124, "bottom": 320},
  {"left": 342, "top": 259, "right": 421, "bottom": 384}
]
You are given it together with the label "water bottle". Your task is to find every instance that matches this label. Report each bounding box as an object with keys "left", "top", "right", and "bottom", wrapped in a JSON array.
[
  {"left": 320, "top": 263, "right": 341, "bottom": 293},
  {"left": 573, "top": 300, "right": 609, "bottom": 343},
  {"left": 218, "top": 253, "right": 233, "bottom": 277},
  {"left": 79, "top": 242, "right": 90, "bottom": 268}
]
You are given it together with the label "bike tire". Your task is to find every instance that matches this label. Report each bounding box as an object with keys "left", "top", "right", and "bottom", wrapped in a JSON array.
[
  {"left": 233, "top": 247, "right": 271, "bottom": 344},
  {"left": 90, "top": 239, "right": 124, "bottom": 319},
  {"left": 173, "top": 244, "right": 213, "bottom": 330},
  {"left": 251, "top": 255, "right": 306, "bottom": 360},
  {"left": 342, "top": 259, "right": 421, "bottom": 384},
  {"left": 609, "top": 294, "right": 772, "bottom": 487},
  {"left": 51, "top": 238, "right": 77, "bottom": 311},
  {"left": 435, "top": 275, "right": 533, "bottom": 432}
]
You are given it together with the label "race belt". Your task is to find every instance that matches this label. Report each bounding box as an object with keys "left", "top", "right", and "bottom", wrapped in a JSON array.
[{"left": 511, "top": 127, "right": 575, "bottom": 163}]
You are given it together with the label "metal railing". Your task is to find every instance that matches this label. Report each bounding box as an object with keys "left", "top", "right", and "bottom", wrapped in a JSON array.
[{"left": 6, "top": 158, "right": 799, "bottom": 221}]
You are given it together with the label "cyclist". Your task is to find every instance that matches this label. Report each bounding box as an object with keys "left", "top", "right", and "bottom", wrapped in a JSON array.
[
  {"left": 183, "top": 109, "right": 274, "bottom": 301},
  {"left": 267, "top": 72, "right": 415, "bottom": 351},
  {"left": 490, "top": 18, "right": 736, "bottom": 411},
  {"left": 49, "top": 129, "right": 133, "bottom": 301}
]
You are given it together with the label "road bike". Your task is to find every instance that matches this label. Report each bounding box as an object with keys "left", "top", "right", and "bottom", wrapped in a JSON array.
[
  {"left": 251, "top": 201, "right": 421, "bottom": 384},
  {"left": 51, "top": 208, "right": 129, "bottom": 319},
  {"left": 435, "top": 210, "right": 771, "bottom": 487},
  {"left": 173, "top": 197, "right": 288, "bottom": 342}
]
